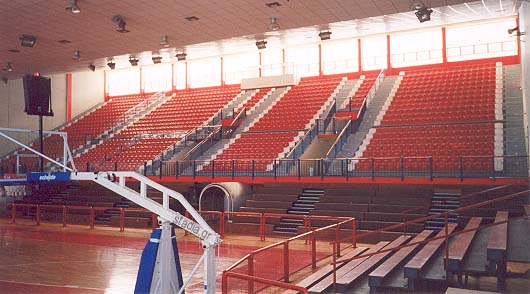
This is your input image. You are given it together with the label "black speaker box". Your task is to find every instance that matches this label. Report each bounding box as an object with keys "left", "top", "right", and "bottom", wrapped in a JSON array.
[{"left": 23, "top": 75, "right": 53, "bottom": 116}]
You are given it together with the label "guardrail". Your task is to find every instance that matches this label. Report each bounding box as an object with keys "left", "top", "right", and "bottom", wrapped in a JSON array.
[
  {"left": 152, "top": 155, "right": 528, "bottom": 180},
  {"left": 222, "top": 217, "right": 355, "bottom": 293}
]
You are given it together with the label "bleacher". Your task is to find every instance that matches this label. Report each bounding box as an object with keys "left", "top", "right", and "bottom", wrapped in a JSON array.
[
  {"left": 209, "top": 76, "right": 342, "bottom": 170},
  {"left": 354, "top": 64, "right": 499, "bottom": 172},
  {"left": 74, "top": 85, "right": 241, "bottom": 171},
  {"left": 1, "top": 94, "right": 151, "bottom": 171}
]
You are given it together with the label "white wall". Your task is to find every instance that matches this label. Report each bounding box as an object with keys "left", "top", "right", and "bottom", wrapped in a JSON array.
[
  {"left": 0, "top": 74, "right": 67, "bottom": 156},
  {"left": 72, "top": 70, "right": 105, "bottom": 118}
]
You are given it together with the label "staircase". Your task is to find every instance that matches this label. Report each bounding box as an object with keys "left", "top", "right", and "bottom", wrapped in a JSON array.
[
  {"left": 337, "top": 76, "right": 397, "bottom": 158},
  {"left": 424, "top": 191, "right": 461, "bottom": 231},
  {"left": 273, "top": 189, "right": 323, "bottom": 234},
  {"left": 192, "top": 87, "right": 289, "bottom": 167},
  {"left": 502, "top": 64, "right": 528, "bottom": 177},
  {"left": 335, "top": 79, "right": 361, "bottom": 111}
]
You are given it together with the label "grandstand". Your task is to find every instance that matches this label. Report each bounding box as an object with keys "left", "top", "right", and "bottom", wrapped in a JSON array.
[{"left": 0, "top": 0, "right": 529, "bottom": 293}]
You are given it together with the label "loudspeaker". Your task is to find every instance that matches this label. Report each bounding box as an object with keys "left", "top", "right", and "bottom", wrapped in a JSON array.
[{"left": 23, "top": 75, "right": 53, "bottom": 116}]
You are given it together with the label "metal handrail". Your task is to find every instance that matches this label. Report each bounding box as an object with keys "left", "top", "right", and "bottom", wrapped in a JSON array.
[{"left": 325, "top": 120, "right": 352, "bottom": 158}]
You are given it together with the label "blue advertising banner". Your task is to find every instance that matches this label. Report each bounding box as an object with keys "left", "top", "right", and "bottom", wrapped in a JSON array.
[{"left": 26, "top": 172, "right": 71, "bottom": 183}]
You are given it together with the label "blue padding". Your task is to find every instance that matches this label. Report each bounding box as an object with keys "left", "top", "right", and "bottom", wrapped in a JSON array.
[
  {"left": 134, "top": 228, "right": 161, "bottom": 294},
  {"left": 171, "top": 227, "right": 185, "bottom": 293}
]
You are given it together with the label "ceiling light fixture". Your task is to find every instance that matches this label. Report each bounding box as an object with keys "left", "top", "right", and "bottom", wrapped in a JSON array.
[
  {"left": 19, "top": 35, "right": 37, "bottom": 47},
  {"left": 176, "top": 52, "right": 187, "bottom": 61},
  {"left": 160, "top": 35, "right": 170, "bottom": 47},
  {"left": 3, "top": 62, "right": 13, "bottom": 72},
  {"left": 88, "top": 64, "right": 96, "bottom": 72},
  {"left": 129, "top": 57, "right": 139, "bottom": 66},
  {"left": 112, "top": 15, "right": 129, "bottom": 33},
  {"left": 107, "top": 59, "right": 116, "bottom": 70},
  {"left": 256, "top": 40, "right": 267, "bottom": 50},
  {"left": 65, "top": 0, "right": 81, "bottom": 14},
  {"left": 152, "top": 56, "right": 162, "bottom": 64},
  {"left": 265, "top": 2, "right": 281, "bottom": 8},
  {"left": 72, "top": 50, "right": 81, "bottom": 61},
  {"left": 270, "top": 16, "right": 280, "bottom": 31},
  {"left": 415, "top": 6, "right": 433, "bottom": 23},
  {"left": 319, "top": 31, "right": 332, "bottom": 41}
]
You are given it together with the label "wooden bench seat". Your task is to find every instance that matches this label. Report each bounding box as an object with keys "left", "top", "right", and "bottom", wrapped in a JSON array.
[
  {"left": 447, "top": 217, "right": 482, "bottom": 287},
  {"left": 368, "top": 204, "right": 427, "bottom": 214},
  {"left": 294, "top": 247, "right": 367, "bottom": 289},
  {"left": 404, "top": 224, "right": 457, "bottom": 282},
  {"left": 487, "top": 211, "right": 508, "bottom": 264},
  {"left": 335, "top": 235, "right": 411, "bottom": 293},
  {"left": 371, "top": 196, "right": 431, "bottom": 206},
  {"left": 447, "top": 217, "right": 482, "bottom": 273},
  {"left": 251, "top": 194, "right": 299, "bottom": 202},
  {"left": 368, "top": 230, "right": 433, "bottom": 290},
  {"left": 360, "top": 220, "right": 423, "bottom": 233},
  {"left": 315, "top": 203, "right": 369, "bottom": 212},
  {"left": 310, "top": 210, "right": 363, "bottom": 218},
  {"left": 319, "top": 195, "right": 372, "bottom": 204},
  {"left": 308, "top": 242, "right": 389, "bottom": 294},
  {"left": 364, "top": 212, "right": 424, "bottom": 223},
  {"left": 238, "top": 207, "right": 287, "bottom": 214},
  {"left": 245, "top": 200, "right": 293, "bottom": 209}
]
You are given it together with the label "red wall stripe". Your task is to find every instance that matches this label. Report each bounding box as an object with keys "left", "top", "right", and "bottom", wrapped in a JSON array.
[{"left": 66, "top": 73, "right": 72, "bottom": 121}]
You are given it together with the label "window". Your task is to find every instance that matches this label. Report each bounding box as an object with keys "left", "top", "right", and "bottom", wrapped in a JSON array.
[
  {"left": 361, "top": 35, "right": 387, "bottom": 70},
  {"left": 107, "top": 68, "right": 140, "bottom": 96},
  {"left": 174, "top": 62, "right": 186, "bottom": 90},
  {"left": 285, "top": 44, "right": 319, "bottom": 77},
  {"left": 223, "top": 52, "right": 259, "bottom": 84},
  {"left": 446, "top": 19, "right": 517, "bottom": 61},
  {"left": 188, "top": 57, "right": 221, "bottom": 88},
  {"left": 391, "top": 29, "right": 442, "bottom": 67},
  {"left": 142, "top": 64, "right": 172, "bottom": 93},
  {"left": 261, "top": 49, "right": 283, "bottom": 77},
  {"left": 321, "top": 39, "right": 359, "bottom": 74}
]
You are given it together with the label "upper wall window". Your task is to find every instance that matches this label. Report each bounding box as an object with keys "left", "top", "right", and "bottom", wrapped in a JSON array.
[
  {"left": 224, "top": 52, "right": 259, "bottom": 84},
  {"left": 446, "top": 19, "right": 517, "bottom": 61},
  {"left": 142, "top": 64, "right": 172, "bottom": 93},
  {"left": 321, "top": 39, "right": 359, "bottom": 74},
  {"left": 261, "top": 49, "right": 284, "bottom": 77},
  {"left": 188, "top": 57, "right": 221, "bottom": 88},
  {"left": 107, "top": 68, "right": 140, "bottom": 96},
  {"left": 391, "top": 29, "right": 443, "bottom": 67},
  {"left": 361, "top": 35, "right": 387, "bottom": 70},
  {"left": 285, "top": 44, "right": 319, "bottom": 77}
]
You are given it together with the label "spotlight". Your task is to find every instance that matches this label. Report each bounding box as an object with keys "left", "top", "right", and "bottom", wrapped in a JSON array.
[
  {"left": 160, "top": 35, "right": 169, "bottom": 47},
  {"left": 415, "top": 7, "right": 433, "bottom": 23},
  {"left": 270, "top": 16, "right": 280, "bottom": 31},
  {"left": 88, "top": 64, "right": 96, "bottom": 72},
  {"left": 1, "top": 77, "right": 7, "bottom": 84},
  {"left": 256, "top": 40, "right": 267, "bottom": 50},
  {"left": 72, "top": 50, "right": 81, "bottom": 61},
  {"left": 152, "top": 56, "right": 162, "bottom": 64},
  {"left": 508, "top": 26, "right": 526, "bottom": 36},
  {"left": 107, "top": 59, "right": 116, "bottom": 70},
  {"left": 129, "top": 57, "right": 139, "bottom": 66},
  {"left": 65, "top": 0, "right": 81, "bottom": 14},
  {"left": 319, "top": 31, "right": 332, "bottom": 41},
  {"left": 112, "top": 15, "right": 129, "bottom": 33},
  {"left": 3, "top": 62, "right": 13, "bottom": 72},
  {"left": 176, "top": 52, "right": 187, "bottom": 61},
  {"left": 19, "top": 35, "right": 37, "bottom": 47}
]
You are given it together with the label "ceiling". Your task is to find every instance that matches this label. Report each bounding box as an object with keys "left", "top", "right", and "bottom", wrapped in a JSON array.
[{"left": 0, "top": 0, "right": 523, "bottom": 78}]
